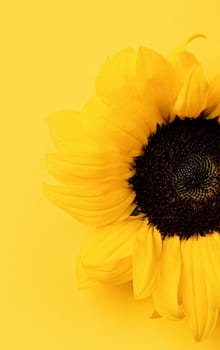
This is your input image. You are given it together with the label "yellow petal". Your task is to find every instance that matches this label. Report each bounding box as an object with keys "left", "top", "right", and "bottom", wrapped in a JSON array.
[
  {"left": 152, "top": 236, "right": 184, "bottom": 320},
  {"left": 93, "top": 47, "right": 151, "bottom": 154},
  {"left": 205, "top": 75, "right": 220, "bottom": 119},
  {"left": 133, "top": 224, "right": 162, "bottom": 299},
  {"left": 169, "top": 51, "right": 199, "bottom": 83},
  {"left": 76, "top": 256, "right": 99, "bottom": 290},
  {"left": 168, "top": 34, "right": 206, "bottom": 83},
  {"left": 82, "top": 257, "right": 132, "bottom": 285},
  {"left": 203, "top": 233, "right": 220, "bottom": 309},
  {"left": 137, "top": 296, "right": 156, "bottom": 318},
  {"left": 77, "top": 219, "right": 142, "bottom": 285},
  {"left": 96, "top": 48, "right": 136, "bottom": 107},
  {"left": 173, "top": 65, "right": 208, "bottom": 118},
  {"left": 80, "top": 96, "right": 111, "bottom": 149},
  {"left": 81, "top": 95, "right": 148, "bottom": 156},
  {"left": 46, "top": 97, "right": 147, "bottom": 156},
  {"left": 105, "top": 101, "right": 152, "bottom": 154},
  {"left": 136, "top": 46, "right": 180, "bottom": 121},
  {"left": 44, "top": 183, "right": 135, "bottom": 227},
  {"left": 46, "top": 150, "right": 134, "bottom": 185},
  {"left": 46, "top": 110, "right": 94, "bottom": 152},
  {"left": 180, "top": 236, "right": 219, "bottom": 341},
  {"left": 45, "top": 149, "right": 136, "bottom": 226},
  {"left": 46, "top": 109, "right": 80, "bottom": 136}
]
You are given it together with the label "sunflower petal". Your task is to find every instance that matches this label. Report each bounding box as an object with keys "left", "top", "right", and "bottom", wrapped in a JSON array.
[
  {"left": 168, "top": 34, "right": 205, "bottom": 83},
  {"left": 205, "top": 75, "right": 220, "bottom": 119},
  {"left": 133, "top": 224, "right": 162, "bottom": 299},
  {"left": 96, "top": 48, "right": 136, "bottom": 107},
  {"left": 204, "top": 233, "right": 220, "bottom": 309},
  {"left": 46, "top": 110, "right": 93, "bottom": 152},
  {"left": 94, "top": 48, "right": 152, "bottom": 153},
  {"left": 173, "top": 65, "right": 208, "bottom": 118},
  {"left": 136, "top": 46, "right": 180, "bottom": 121},
  {"left": 46, "top": 151, "right": 134, "bottom": 184},
  {"left": 77, "top": 219, "right": 142, "bottom": 285},
  {"left": 80, "top": 96, "right": 112, "bottom": 149},
  {"left": 169, "top": 51, "right": 199, "bottom": 83},
  {"left": 76, "top": 256, "right": 99, "bottom": 290},
  {"left": 44, "top": 183, "right": 135, "bottom": 227},
  {"left": 45, "top": 148, "right": 136, "bottom": 225},
  {"left": 81, "top": 95, "right": 148, "bottom": 155},
  {"left": 152, "top": 236, "right": 183, "bottom": 320},
  {"left": 180, "top": 236, "right": 219, "bottom": 341},
  {"left": 82, "top": 257, "right": 132, "bottom": 285}
]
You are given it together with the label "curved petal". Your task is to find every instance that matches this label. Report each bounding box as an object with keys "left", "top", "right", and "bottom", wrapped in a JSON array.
[
  {"left": 180, "top": 236, "right": 219, "bottom": 341},
  {"left": 169, "top": 51, "right": 199, "bottom": 83},
  {"left": 82, "top": 257, "right": 133, "bottom": 285},
  {"left": 81, "top": 96, "right": 149, "bottom": 156},
  {"left": 46, "top": 98, "right": 143, "bottom": 156},
  {"left": 80, "top": 96, "right": 112, "bottom": 150},
  {"left": 152, "top": 236, "right": 184, "bottom": 320},
  {"left": 45, "top": 149, "right": 136, "bottom": 226},
  {"left": 205, "top": 75, "right": 220, "bottom": 119},
  {"left": 136, "top": 46, "right": 180, "bottom": 121},
  {"left": 76, "top": 218, "right": 143, "bottom": 286},
  {"left": 203, "top": 233, "right": 220, "bottom": 309},
  {"left": 46, "top": 110, "right": 80, "bottom": 140},
  {"left": 168, "top": 34, "right": 205, "bottom": 83},
  {"left": 133, "top": 224, "right": 162, "bottom": 299},
  {"left": 94, "top": 48, "right": 154, "bottom": 154},
  {"left": 44, "top": 183, "right": 135, "bottom": 227},
  {"left": 46, "top": 151, "right": 134, "bottom": 184},
  {"left": 173, "top": 65, "right": 208, "bottom": 118},
  {"left": 46, "top": 110, "right": 86, "bottom": 152},
  {"left": 46, "top": 109, "right": 106, "bottom": 152},
  {"left": 76, "top": 257, "right": 99, "bottom": 290},
  {"left": 96, "top": 48, "right": 136, "bottom": 107}
]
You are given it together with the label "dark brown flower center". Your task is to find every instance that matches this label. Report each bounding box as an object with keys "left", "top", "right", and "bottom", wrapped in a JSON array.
[
  {"left": 172, "top": 154, "right": 218, "bottom": 202},
  {"left": 129, "top": 116, "right": 220, "bottom": 239}
]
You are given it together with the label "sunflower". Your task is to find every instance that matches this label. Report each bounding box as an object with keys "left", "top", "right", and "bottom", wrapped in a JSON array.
[{"left": 45, "top": 35, "right": 220, "bottom": 341}]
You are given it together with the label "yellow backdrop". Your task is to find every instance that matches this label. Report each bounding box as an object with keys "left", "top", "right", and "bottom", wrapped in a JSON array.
[{"left": 1, "top": 0, "right": 220, "bottom": 349}]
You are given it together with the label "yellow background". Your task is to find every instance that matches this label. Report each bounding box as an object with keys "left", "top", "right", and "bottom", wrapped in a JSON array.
[{"left": 1, "top": 1, "right": 220, "bottom": 349}]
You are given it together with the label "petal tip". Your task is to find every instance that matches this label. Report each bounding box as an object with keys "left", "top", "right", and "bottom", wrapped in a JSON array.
[{"left": 185, "top": 34, "right": 207, "bottom": 45}]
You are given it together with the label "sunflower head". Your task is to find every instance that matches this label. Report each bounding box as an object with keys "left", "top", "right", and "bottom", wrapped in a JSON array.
[{"left": 45, "top": 35, "right": 220, "bottom": 341}]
